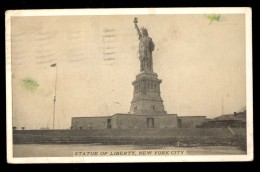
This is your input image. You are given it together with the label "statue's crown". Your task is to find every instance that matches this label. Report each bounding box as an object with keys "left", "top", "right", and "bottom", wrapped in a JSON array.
[{"left": 141, "top": 27, "right": 148, "bottom": 32}]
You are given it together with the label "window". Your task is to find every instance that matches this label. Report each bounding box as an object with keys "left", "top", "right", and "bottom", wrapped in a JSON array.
[
  {"left": 147, "top": 118, "right": 155, "bottom": 128},
  {"left": 178, "top": 119, "right": 182, "bottom": 128},
  {"left": 134, "top": 106, "right": 137, "bottom": 111},
  {"left": 154, "top": 84, "right": 157, "bottom": 91},
  {"left": 107, "top": 119, "right": 112, "bottom": 129},
  {"left": 152, "top": 105, "right": 155, "bottom": 110}
]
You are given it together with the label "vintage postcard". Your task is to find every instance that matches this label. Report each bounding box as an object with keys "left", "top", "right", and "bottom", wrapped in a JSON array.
[{"left": 6, "top": 8, "right": 253, "bottom": 163}]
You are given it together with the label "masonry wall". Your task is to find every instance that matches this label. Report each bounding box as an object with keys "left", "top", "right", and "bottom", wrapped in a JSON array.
[
  {"left": 72, "top": 114, "right": 178, "bottom": 129},
  {"left": 13, "top": 128, "right": 246, "bottom": 146},
  {"left": 130, "top": 100, "right": 167, "bottom": 115},
  {"left": 71, "top": 114, "right": 207, "bottom": 129},
  {"left": 112, "top": 114, "right": 178, "bottom": 129},
  {"left": 178, "top": 116, "right": 206, "bottom": 128},
  {"left": 112, "top": 114, "right": 147, "bottom": 129},
  {"left": 71, "top": 117, "right": 110, "bottom": 129},
  {"left": 155, "top": 114, "right": 178, "bottom": 128}
]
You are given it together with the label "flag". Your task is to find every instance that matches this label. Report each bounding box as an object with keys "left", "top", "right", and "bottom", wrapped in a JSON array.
[{"left": 50, "top": 63, "right": 56, "bottom": 67}]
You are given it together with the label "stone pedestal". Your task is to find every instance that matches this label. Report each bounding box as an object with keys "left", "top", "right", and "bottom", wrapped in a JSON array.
[{"left": 130, "top": 71, "right": 167, "bottom": 115}]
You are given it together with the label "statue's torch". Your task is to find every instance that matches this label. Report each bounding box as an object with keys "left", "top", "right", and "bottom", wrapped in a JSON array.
[{"left": 134, "top": 17, "right": 138, "bottom": 24}]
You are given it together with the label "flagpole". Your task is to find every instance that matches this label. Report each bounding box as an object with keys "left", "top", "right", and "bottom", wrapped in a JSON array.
[{"left": 52, "top": 64, "right": 57, "bottom": 130}]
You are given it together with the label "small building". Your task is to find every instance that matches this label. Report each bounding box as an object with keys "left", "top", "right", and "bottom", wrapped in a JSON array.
[{"left": 197, "top": 111, "right": 246, "bottom": 128}]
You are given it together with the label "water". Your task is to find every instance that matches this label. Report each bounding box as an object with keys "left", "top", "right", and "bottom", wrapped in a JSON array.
[{"left": 13, "top": 144, "right": 246, "bottom": 157}]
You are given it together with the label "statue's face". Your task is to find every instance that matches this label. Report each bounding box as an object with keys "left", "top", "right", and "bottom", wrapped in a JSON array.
[{"left": 141, "top": 29, "right": 148, "bottom": 36}]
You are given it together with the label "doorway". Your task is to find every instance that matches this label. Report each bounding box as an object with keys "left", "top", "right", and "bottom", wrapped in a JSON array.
[
  {"left": 107, "top": 119, "right": 112, "bottom": 129},
  {"left": 147, "top": 118, "right": 154, "bottom": 128}
]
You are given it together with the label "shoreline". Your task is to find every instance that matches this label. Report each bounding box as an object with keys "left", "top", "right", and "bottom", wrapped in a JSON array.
[{"left": 13, "top": 128, "right": 246, "bottom": 151}]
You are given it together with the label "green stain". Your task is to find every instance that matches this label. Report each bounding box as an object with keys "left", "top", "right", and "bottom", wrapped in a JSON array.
[
  {"left": 20, "top": 77, "right": 39, "bottom": 91},
  {"left": 207, "top": 14, "right": 221, "bottom": 24}
]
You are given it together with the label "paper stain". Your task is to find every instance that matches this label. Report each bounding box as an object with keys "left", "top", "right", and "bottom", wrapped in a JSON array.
[
  {"left": 20, "top": 77, "right": 39, "bottom": 92},
  {"left": 207, "top": 14, "right": 221, "bottom": 24}
]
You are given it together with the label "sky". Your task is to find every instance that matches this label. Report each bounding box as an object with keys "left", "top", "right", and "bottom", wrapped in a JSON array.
[{"left": 10, "top": 14, "right": 246, "bottom": 129}]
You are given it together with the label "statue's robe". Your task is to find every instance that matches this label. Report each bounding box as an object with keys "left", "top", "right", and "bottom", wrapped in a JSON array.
[{"left": 139, "top": 36, "right": 155, "bottom": 72}]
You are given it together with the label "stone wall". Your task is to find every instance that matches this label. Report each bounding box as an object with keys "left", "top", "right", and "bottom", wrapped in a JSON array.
[
  {"left": 130, "top": 100, "right": 167, "bottom": 115},
  {"left": 178, "top": 116, "right": 206, "bottom": 128},
  {"left": 13, "top": 128, "right": 246, "bottom": 147},
  {"left": 112, "top": 114, "right": 178, "bottom": 129},
  {"left": 71, "top": 114, "right": 178, "bottom": 129},
  {"left": 71, "top": 114, "right": 208, "bottom": 129},
  {"left": 112, "top": 114, "right": 147, "bottom": 129},
  {"left": 155, "top": 114, "right": 178, "bottom": 128},
  {"left": 71, "top": 117, "right": 110, "bottom": 129}
]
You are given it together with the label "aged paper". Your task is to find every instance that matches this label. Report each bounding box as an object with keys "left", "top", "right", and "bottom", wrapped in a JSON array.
[{"left": 6, "top": 8, "right": 253, "bottom": 163}]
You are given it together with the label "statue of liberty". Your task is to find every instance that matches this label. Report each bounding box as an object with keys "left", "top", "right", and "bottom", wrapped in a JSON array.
[{"left": 133, "top": 18, "right": 155, "bottom": 72}]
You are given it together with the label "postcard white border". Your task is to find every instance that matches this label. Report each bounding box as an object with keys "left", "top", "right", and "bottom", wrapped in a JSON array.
[{"left": 6, "top": 7, "right": 253, "bottom": 163}]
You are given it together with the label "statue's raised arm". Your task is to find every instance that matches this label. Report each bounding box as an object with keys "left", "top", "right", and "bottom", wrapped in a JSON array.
[{"left": 133, "top": 18, "right": 142, "bottom": 38}]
